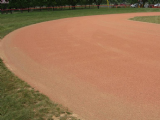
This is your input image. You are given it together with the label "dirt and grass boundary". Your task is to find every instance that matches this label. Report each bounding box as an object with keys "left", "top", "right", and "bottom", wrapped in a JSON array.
[
  {"left": 130, "top": 15, "right": 160, "bottom": 24},
  {"left": 0, "top": 8, "right": 160, "bottom": 120}
]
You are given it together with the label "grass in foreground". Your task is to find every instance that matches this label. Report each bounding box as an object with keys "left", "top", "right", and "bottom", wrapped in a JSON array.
[
  {"left": 130, "top": 15, "right": 160, "bottom": 24},
  {"left": 0, "top": 8, "right": 160, "bottom": 120},
  {"left": 0, "top": 59, "right": 79, "bottom": 120}
]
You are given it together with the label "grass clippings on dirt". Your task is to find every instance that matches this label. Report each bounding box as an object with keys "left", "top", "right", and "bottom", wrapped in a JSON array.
[{"left": 130, "top": 15, "right": 160, "bottom": 24}]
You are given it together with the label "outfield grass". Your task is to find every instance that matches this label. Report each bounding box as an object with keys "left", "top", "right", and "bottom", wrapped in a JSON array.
[
  {"left": 130, "top": 15, "right": 160, "bottom": 24},
  {"left": 1, "top": 8, "right": 160, "bottom": 39},
  {"left": 0, "top": 8, "right": 160, "bottom": 120}
]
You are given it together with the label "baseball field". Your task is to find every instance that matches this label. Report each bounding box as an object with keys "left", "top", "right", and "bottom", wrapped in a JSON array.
[{"left": 0, "top": 8, "right": 160, "bottom": 120}]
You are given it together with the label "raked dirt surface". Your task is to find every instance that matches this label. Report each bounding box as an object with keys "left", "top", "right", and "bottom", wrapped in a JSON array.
[{"left": 1, "top": 12, "right": 160, "bottom": 120}]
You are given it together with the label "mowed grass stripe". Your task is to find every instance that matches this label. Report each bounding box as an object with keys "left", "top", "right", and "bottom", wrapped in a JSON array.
[{"left": 0, "top": 8, "right": 160, "bottom": 120}]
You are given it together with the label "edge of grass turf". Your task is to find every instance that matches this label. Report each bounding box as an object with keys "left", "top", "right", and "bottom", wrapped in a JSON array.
[
  {"left": 0, "top": 9, "right": 160, "bottom": 120},
  {"left": 130, "top": 15, "right": 160, "bottom": 24},
  {"left": 0, "top": 8, "right": 160, "bottom": 39},
  {"left": 0, "top": 58, "right": 80, "bottom": 120}
]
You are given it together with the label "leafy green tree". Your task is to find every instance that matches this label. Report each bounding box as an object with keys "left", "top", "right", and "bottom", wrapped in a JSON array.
[
  {"left": 46, "top": 0, "right": 56, "bottom": 10},
  {"left": 147, "top": 0, "right": 158, "bottom": 4},
  {"left": 13, "top": 0, "right": 27, "bottom": 12},
  {"left": 142, "top": 0, "right": 147, "bottom": 6},
  {"left": 31, "top": 0, "right": 38, "bottom": 10},
  {"left": 37, "top": 0, "right": 46, "bottom": 11},
  {"left": 126, "top": 0, "right": 137, "bottom": 4},
  {"left": 56, "top": 0, "right": 67, "bottom": 9},
  {"left": 8, "top": 0, "right": 17, "bottom": 9},
  {"left": 68, "top": 0, "right": 80, "bottom": 9},
  {"left": 79, "top": 0, "right": 88, "bottom": 8},
  {"left": 25, "top": 0, "right": 32, "bottom": 12},
  {"left": 88, "top": 0, "right": 93, "bottom": 8},
  {"left": 94, "top": 0, "right": 102, "bottom": 8}
]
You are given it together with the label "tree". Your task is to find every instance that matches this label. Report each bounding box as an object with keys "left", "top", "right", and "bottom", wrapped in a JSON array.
[
  {"left": 142, "top": 0, "right": 147, "bottom": 7},
  {"left": 1, "top": 0, "right": 10, "bottom": 14},
  {"left": 25, "top": 0, "right": 32, "bottom": 12},
  {"left": 94, "top": 0, "right": 102, "bottom": 9},
  {"left": 68, "top": 0, "right": 80, "bottom": 9},
  {"left": 31, "top": 0, "right": 38, "bottom": 10},
  {"left": 79, "top": 0, "right": 88, "bottom": 8},
  {"left": 14, "top": 0, "right": 27, "bottom": 12},
  {"left": 88, "top": 0, "right": 93, "bottom": 8},
  {"left": 37, "top": 0, "right": 46, "bottom": 11},
  {"left": 56, "top": 0, "right": 67, "bottom": 9},
  {"left": 137, "top": 0, "right": 147, "bottom": 7},
  {"left": 46, "top": 0, "right": 56, "bottom": 10},
  {"left": 126, "top": 0, "right": 137, "bottom": 4}
]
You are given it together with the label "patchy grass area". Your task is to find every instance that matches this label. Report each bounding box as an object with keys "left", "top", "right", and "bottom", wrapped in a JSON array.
[
  {"left": 130, "top": 15, "right": 160, "bottom": 24},
  {"left": 0, "top": 8, "right": 160, "bottom": 120},
  {"left": 0, "top": 59, "right": 79, "bottom": 120}
]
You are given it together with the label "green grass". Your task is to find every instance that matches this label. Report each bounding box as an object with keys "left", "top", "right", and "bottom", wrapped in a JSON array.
[
  {"left": 0, "top": 8, "right": 160, "bottom": 120},
  {"left": 130, "top": 15, "right": 160, "bottom": 24},
  {"left": 0, "top": 59, "right": 79, "bottom": 120},
  {"left": 0, "top": 8, "right": 160, "bottom": 39}
]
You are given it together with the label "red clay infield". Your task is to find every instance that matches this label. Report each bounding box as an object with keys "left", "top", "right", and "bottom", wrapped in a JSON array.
[{"left": 1, "top": 12, "right": 160, "bottom": 120}]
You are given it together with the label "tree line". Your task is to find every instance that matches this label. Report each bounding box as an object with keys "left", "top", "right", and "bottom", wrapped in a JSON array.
[
  {"left": 1, "top": 0, "right": 153, "bottom": 13},
  {"left": 0, "top": 0, "right": 106, "bottom": 11}
]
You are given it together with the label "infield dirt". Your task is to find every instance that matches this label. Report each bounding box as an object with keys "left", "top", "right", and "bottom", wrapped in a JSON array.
[{"left": 1, "top": 12, "right": 160, "bottom": 120}]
